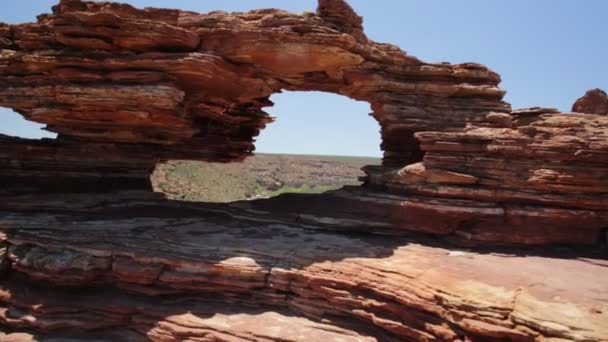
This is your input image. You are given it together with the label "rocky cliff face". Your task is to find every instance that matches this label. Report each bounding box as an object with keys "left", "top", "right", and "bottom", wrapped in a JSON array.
[{"left": 0, "top": 0, "right": 607, "bottom": 341}]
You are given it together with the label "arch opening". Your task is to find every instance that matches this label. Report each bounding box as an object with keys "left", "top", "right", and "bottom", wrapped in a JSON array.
[
  {"left": 0, "top": 107, "right": 57, "bottom": 140},
  {"left": 152, "top": 91, "right": 382, "bottom": 203}
]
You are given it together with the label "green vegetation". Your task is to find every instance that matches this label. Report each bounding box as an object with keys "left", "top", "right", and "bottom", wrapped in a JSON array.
[
  {"left": 151, "top": 153, "right": 379, "bottom": 202},
  {"left": 266, "top": 184, "right": 344, "bottom": 198}
]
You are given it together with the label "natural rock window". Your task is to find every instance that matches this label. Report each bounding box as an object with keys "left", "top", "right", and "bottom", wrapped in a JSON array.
[
  {"left": 0, "top": 107, "right": 57, "bottom": 140},
  {"left": 1, "top": 1, "right": 608, "bottom": 341},
  {"left": 152, "top": 91, "right": 381, "bottom": 202}
]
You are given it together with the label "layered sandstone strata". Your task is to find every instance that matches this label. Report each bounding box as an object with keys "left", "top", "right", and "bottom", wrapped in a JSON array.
[
  {"left": 0, "top": 0, "right": 509, "bottom": 173},
  {"left": 374, "top": 109, "right": 608, "bottom": 245},
  {"left": 1, "top": 196, "right": 607, "bottom": 341},
  {"left": 0, "top": 0, "right": 607, "bottom": 341}
]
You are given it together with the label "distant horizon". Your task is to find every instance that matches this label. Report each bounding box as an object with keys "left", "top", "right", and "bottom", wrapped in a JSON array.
[
  {"left": 1, "top": 0, "right": 606, "bottom": 157},
  {"left": 254, "top": 151, "right": 381, "bottom": 159}
]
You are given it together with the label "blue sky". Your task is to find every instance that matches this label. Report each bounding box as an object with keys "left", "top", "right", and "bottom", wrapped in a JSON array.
[{"left": 1, "top": 1, "right": 606, "bottom": 156}]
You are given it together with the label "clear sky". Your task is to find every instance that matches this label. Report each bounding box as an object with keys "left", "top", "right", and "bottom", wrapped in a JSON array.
[{"left": 1, "top": 1, "right": 606, "bottom": 156}]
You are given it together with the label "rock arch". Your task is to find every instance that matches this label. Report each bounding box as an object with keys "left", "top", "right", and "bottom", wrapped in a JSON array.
[
  {"left": 0, "top": 1, "right": 608, "bottom": 341},
  {"left": 0, "top": 0, "right": 509, "bottom": 191},
  {"left": 254, "top": 90, "right": 379, "bottom": 157},
  {"left": 0, "top": 0, "right": 605, "bottom": 246}
]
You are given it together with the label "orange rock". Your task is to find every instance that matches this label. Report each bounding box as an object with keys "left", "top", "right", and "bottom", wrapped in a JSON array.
[{"left": 0, "top": 1, "right": 607, "bottom": 340}]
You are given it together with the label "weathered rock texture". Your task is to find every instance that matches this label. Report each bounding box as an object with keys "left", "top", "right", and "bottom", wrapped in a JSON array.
[
  {"left": 573, "top": 89, "right": 608, "bottom": 115},
  {"left": 0, "top": 0, "right": 607, "bottom": 341},
  {"left": 0, "top": 0, "right": 509, "bottom": 180},
  {"left": 1, "top": 196, "right": 607, "bottom": 341}
]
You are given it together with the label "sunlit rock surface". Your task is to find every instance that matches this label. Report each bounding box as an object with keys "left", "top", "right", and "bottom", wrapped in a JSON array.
[{"left": 0, "top": 0, "right": 607, "bottom": 340}]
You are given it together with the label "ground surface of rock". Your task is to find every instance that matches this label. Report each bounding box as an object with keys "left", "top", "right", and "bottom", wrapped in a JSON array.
[
  {"left": 0, "top": 0, "right": 607, "bottom": 341},
  {"left": 1, "top": 193, "right": 607, "bottom": 341}
]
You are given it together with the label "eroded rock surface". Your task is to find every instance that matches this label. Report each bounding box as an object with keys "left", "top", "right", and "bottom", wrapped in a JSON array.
[
  {"left": 0, "top": 0, "right": 607, "bottom": 341},
  {"left": 1, "top": 196, "right": 607, "bottom": 341},
  {"left": 377, "top": 111, "right": 608, "bottom": 245},
  {"left": 0, "top": 0, "right": 508, "bottom": 172},
  {"left": 573, "top": 89, "right": 608, "bottom": 115}
]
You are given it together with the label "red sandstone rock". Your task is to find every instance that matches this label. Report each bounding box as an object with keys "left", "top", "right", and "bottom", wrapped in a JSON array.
[
  {"left": 372, "top": 112, "right": 608, "bottom": 245},
  {"left": 0, "top": 0, "right": 508, "bottom": 169},
  {"left": 1, "top": 200, "right": 607, "bottom": 341},
  {"left": 573, "top": 88, "right": 608, "bottom": 115},
  {"left": 0, "top": 0, "right": 607, "bottom": 341},
  {"left": 572, "top": 89, "right": 608, "bottom": 115}
]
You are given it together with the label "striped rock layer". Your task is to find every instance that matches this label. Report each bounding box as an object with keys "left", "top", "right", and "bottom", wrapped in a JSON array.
[{"left": 0, "top": 0, "right": 607, "bottom": 341}]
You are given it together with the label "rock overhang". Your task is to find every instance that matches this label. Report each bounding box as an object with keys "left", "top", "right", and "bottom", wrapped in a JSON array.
[
  {"left": 0, "top": 0, "right": 509, "bottom": 167},
  {"left": 0, "top": 1, "right": 608, "bottom": 341}
]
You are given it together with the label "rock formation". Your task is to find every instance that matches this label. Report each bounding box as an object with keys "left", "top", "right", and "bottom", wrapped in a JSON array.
[
  {"left": 0, "top": 0, "right": 607, "bottom": 341},
  {"left": 573, "top": 88, "right": 608, "bottom": 115}
]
